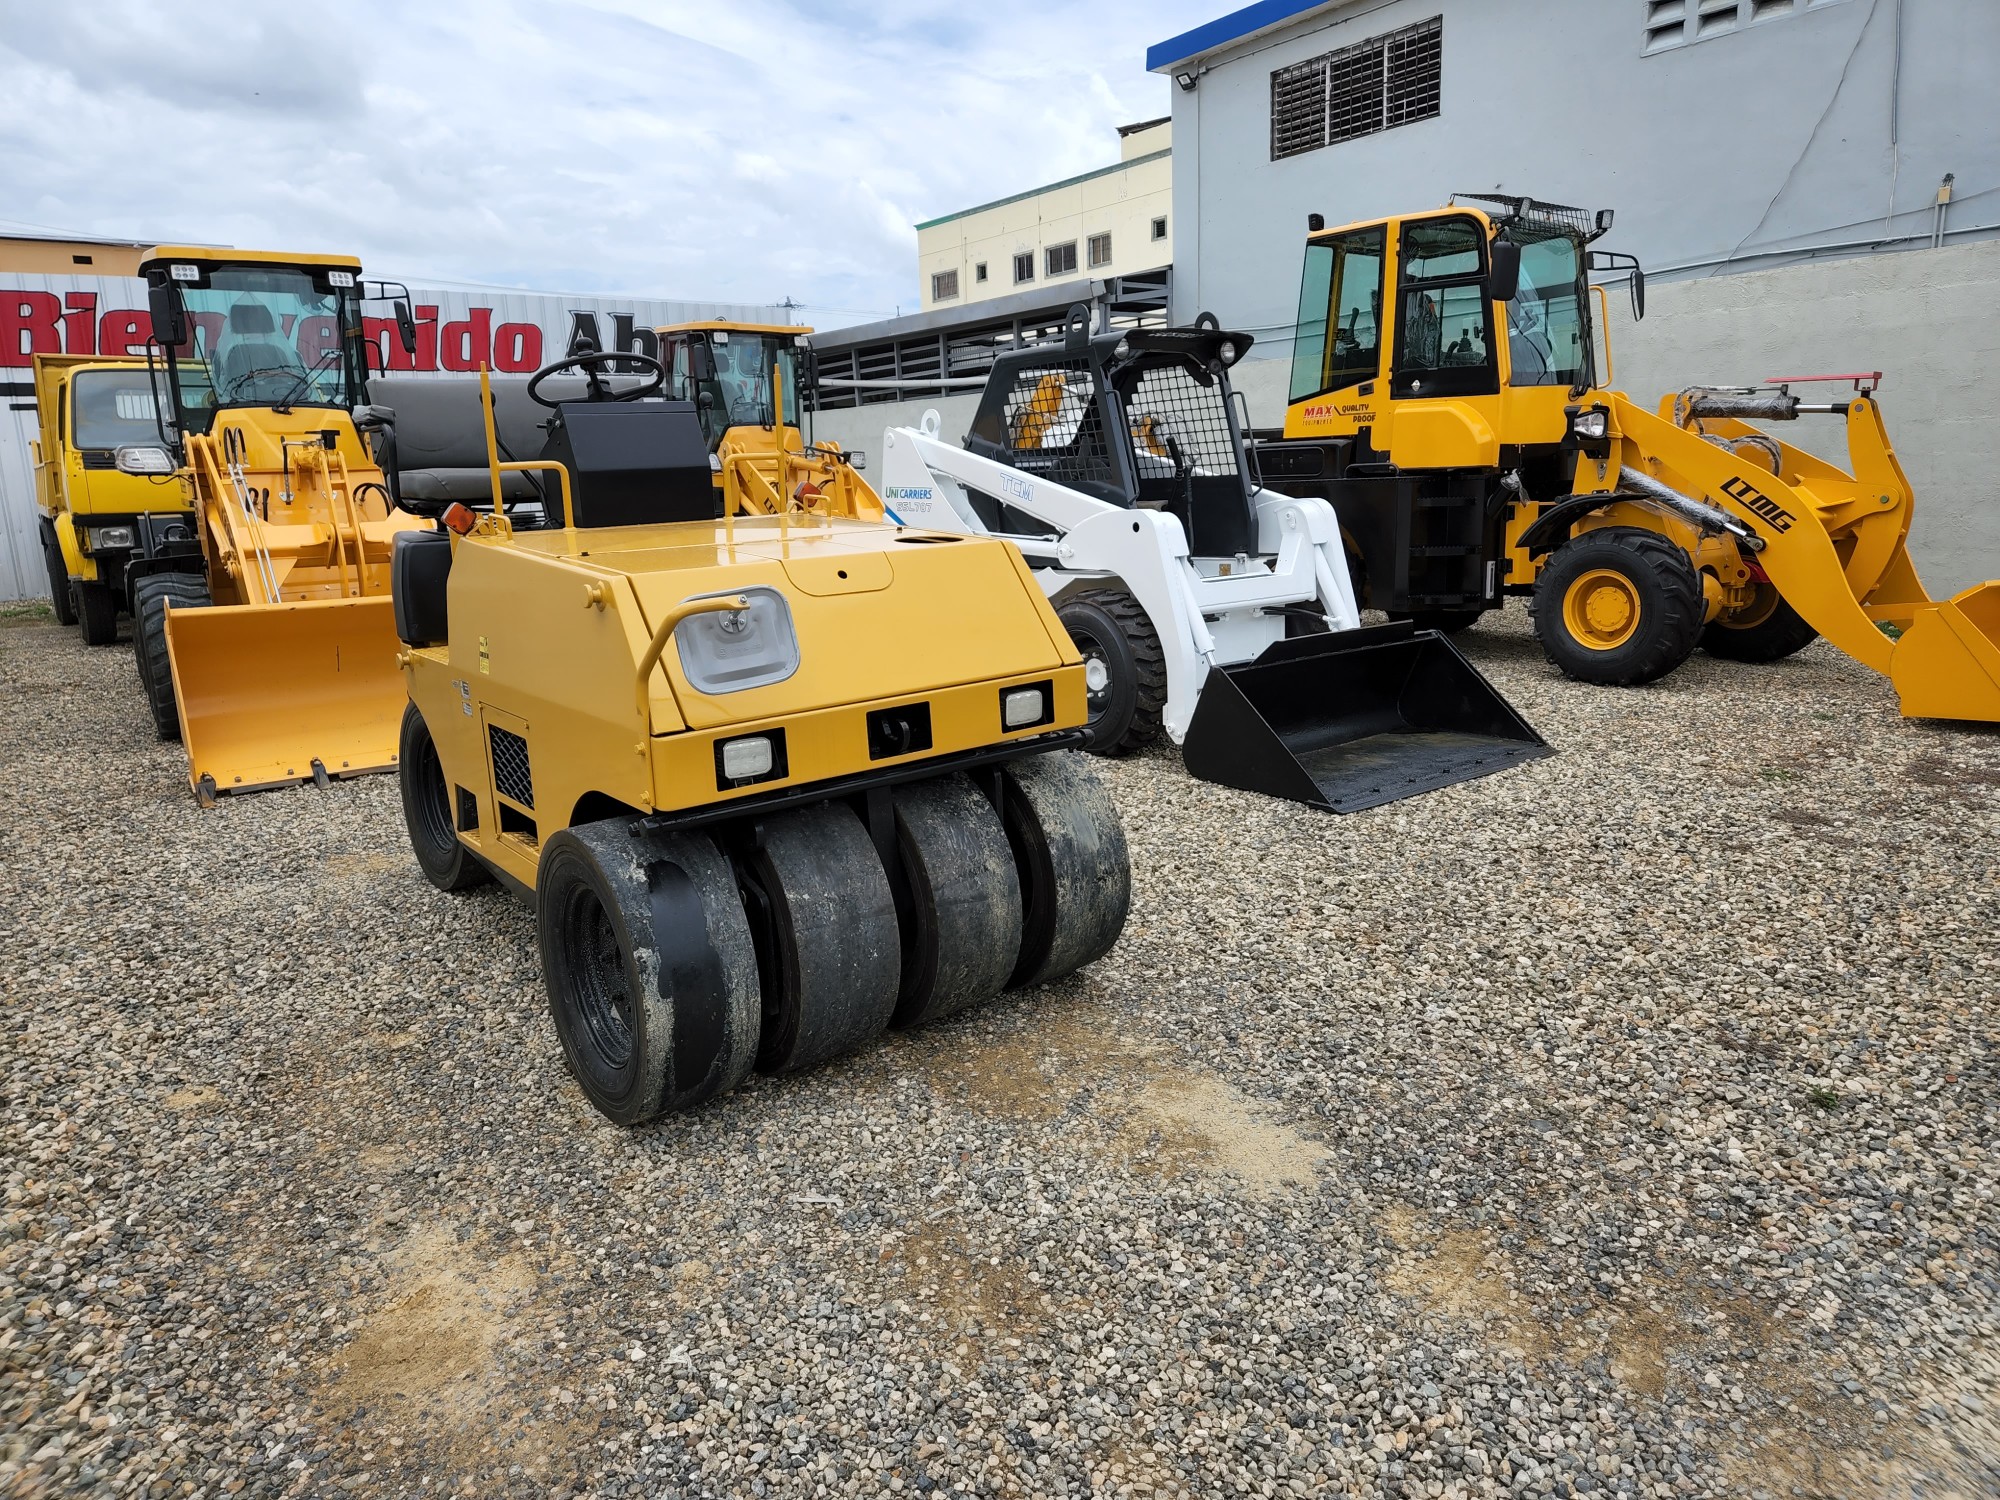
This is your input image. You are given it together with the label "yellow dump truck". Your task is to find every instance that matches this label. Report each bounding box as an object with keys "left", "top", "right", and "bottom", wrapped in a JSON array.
[{"left": 29, "top": 354, "right": 203, "bottom": 644}]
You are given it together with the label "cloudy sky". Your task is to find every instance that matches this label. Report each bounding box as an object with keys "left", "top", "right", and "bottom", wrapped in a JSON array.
[{"left": 0, "top": 0, "right": 1218, "bottom": 325}]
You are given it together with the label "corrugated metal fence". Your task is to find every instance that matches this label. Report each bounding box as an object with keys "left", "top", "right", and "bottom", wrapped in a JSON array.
[{"left": 2, "top": 274, "right": 783, "bottom": 600}]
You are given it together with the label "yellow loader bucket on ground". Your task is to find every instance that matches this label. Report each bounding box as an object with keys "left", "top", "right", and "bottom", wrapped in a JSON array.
[
  {"left": 1889, "top": 582, "right": 2000, "bottom": 722},
  {"left": 164, "top": 596, "right": 406, "bottom": 801}
]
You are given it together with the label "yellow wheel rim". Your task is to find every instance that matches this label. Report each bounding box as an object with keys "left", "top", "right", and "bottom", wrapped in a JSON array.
[
  {"left": 1563, "top": 568, "right": 1641, "bottom": 651},
  {"left": 1719, "top": 581, "right": 1780, "bottom": 631}
]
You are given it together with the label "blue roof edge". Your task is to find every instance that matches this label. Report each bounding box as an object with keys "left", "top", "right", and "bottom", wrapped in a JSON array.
[{"left": 1146, "top": 0, "right": 1337, "bottom": 73}]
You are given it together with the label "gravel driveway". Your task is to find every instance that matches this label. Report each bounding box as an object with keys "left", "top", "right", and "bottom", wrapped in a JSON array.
[{"left": 3, "top": 603, "right": 1995, "bottom": 1499}]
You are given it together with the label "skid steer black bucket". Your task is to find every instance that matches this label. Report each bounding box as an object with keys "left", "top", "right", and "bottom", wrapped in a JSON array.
[{"left": 1181, "top": 622, "right": 1551, "bottom": 812}]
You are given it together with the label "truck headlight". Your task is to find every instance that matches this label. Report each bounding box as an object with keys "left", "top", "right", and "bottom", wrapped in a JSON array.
[
  {"left": 115, "top": 446, "right": 174, "bottom": 475},
  {"left": 1569, "top": 408, "right": 1609, "bottom": 442},
  {"left": 675, "top": 586, "right": 800, "bottom": 694},
  {"left": 86, "top": 525, "right": 137, "bottom": 551}
]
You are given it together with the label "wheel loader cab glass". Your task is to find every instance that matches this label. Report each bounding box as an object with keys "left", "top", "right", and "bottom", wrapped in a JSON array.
[
  {"left": 1392, "top": 216, "right": 1498, "bottom": 398},
  {"left": 1504, "top": 232, "right": 1592, "bottom": 389},
  {"left": 162, "top": 267, "right": 364, "bottom": 435},
  {"left": 679, "top": 332, "right": 800, "bottom": 450},
  {"left": 70, "top": 369, "right": 162, "bottom": 451},
  {"left": 1288, "top": 227, "right": 1385, "bottom": 403}
]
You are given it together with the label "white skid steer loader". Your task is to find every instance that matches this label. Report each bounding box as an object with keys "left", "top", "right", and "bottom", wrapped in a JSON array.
[{"left": 879, "top": 308, "right": 1551, "bottom": 813}]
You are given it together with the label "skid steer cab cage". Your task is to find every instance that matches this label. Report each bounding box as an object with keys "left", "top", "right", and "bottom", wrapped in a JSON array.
[{"left": 877, "top": 305, "right": 1553, "bottom": 813}]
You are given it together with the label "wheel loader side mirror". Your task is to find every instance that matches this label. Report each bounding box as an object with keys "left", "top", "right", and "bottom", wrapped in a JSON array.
[
  {"left": 1487, "top": 240, "right": 1521, "bottom": 303},
  {"left": 394, "top": 300, "right": 419, "bottom": 355},
  {"left": 1630, "top": 266, "right": 1647, "bottom": 321},
  {"left": 690, "top": 340, "right": 715, "bottom": 384},
  {"left": 146, "top": 277, "right": 187, "bottom": 350}
]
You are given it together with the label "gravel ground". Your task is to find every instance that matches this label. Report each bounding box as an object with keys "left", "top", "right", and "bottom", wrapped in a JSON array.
[{"left": 2, "top": 601, "right": 1996, "bottom": 1500}]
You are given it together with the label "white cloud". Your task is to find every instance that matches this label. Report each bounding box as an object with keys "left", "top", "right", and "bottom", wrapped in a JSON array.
[{"left": 0, "top": 0, "right": 1213, "bottom": 325}]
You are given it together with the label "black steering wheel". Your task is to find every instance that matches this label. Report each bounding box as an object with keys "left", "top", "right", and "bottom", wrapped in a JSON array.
[{"left": 526, "top": 350, "right": 667, "bottom": 408}]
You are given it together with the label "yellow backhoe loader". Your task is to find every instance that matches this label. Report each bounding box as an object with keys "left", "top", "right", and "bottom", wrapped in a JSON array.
[
  {"left": 133, "top": 246, "right": 430, "bottom": 800},
  {"left": 656, "top": 320, "right": 881, "bottom": 519},
  {"left": 390, "top": 355, "right": 1128, "bottom": 1124},
  {"left": 1258, "top": 195, "right": 2000, "bottom": 721}
]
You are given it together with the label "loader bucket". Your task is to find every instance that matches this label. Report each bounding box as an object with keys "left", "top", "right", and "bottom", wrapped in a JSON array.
[
  {"left": 1888, "top": 582, "right": 2000, "bottom": 723},
  {"left": 164, "top": 597, "right": 407, "bottom": 799},
  {"left": 1181, "top": 622, "right": 1551, "bottom": 812}
]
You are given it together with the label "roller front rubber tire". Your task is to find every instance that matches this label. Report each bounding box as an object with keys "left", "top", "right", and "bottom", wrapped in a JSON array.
[
  {"left": 398, "top": 703, "right": 490, "bottom": 892},
  {"left": 1000, "top": 754, "right": 1131, "bottom": 989},
  {"left": 132, "top": 573, "right": 210, "bottom": 741},
  {"left": 1056, "top": 589, "right": 1166, "bottom": 756},
  {"left": 1530, "top": 527, "right": 1702, "bottom": 686},
  {"left": 1701, "top": 584, "right": 1818, "bottom": 663},
  {"left": 537, "top": 820, "right": 761, "bottom": 1124},
  {"left": 889, "top": 774, "right": 1023, "bottom": 1028}
]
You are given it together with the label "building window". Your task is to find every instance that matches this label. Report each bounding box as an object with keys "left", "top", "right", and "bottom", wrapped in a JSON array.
[
  {"left": 1088, "top": 233, "right": 1112, "bottom": 269},
  {"left": 1644, "top": 0, "right": 1845, "bottom": 52},
  {"left": 72, "top": 254, "right": 94, "bottom": 265},
  {"left": 1014, "top": 251, "right": 1035, "bottom": 283},
  {"left": 1270, "top": 16, "right": 1442, "bottom": 161},
  {"left": 931, "top": 269, "right": 960, "bottom": 302},
  {"left": 1151, "top": 216, "right": 1168, "bottom": 241},
  {"left": 1046, "top": 242, "right": 1078, "bottom": 277},
  {"left": 975, "top": 261, "right": 988, "bottom": 282}
]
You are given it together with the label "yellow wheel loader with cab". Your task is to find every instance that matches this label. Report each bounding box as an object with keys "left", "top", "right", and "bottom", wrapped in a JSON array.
[
  {"left": 1258, "top": 195, "right": 2000, "bottom": 721},
  {"left": 133, "top": 246, "right": 431, "bottom": 799},
  {"left": 391, "top": 353, "right": 1130, "bottom": 1124},
  {"left": 656, "top": 320, "right": 882, "bottom": 520},
  {"left": 29, "top": 354, "right": 203, "bottom": 644}
]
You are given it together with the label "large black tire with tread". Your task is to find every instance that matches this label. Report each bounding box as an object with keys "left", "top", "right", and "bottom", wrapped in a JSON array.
[
  {"left": 76, "top": 580, "right": 118, "bottom": 646},
  {"left": 538, "top": 820, "right": 761, "bottom": 1124},
  {"left": 889, "top": 774, "right": 1023, "bottom": 1029},
  {"left": 41, "top": 526, "right": 77, "bottom": 627},
  {"left": 1530, "top": 526, "right": 1702, "bottom": 687},
  {"left": 1701, "top": 585, "right": 1818, "bottom": 663},
  {"left": 398, "top": 702, "right": 491, "bottom": 892},
  {"left": 132, "top": 573, "right": 210, "bottom": 741},
  {"left": 1000, "top": 754, "right": 1131, "bottom": 990},
  {"left": 745, "top": 802, "right": 901, "bottom": 1074},
  {"left": 1055, "top": 589, "right": 1167, "bottom": 756}
]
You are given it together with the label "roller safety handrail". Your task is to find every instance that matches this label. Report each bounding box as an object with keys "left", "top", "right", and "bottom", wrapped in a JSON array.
[{"left": 634, "top": 594, "right": 750, "bottom": 727}]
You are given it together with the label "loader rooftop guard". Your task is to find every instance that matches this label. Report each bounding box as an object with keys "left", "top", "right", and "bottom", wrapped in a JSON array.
[{"left": 1449, "top": 193, "right": 1613, "bottom": 244}]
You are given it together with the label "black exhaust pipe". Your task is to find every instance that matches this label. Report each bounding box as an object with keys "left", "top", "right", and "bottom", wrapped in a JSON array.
[{"left": 1181, "top": 621, "right": 1551, "bottom": 812}]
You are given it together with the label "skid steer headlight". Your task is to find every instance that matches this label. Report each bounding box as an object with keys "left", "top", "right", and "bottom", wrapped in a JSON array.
[
  {"left": 86, "top": 525, "right": 137, "bottom": 551},
  {"left": 1569, "top": 407, "right": 1609, "bottom": 442},
  {"left": 675, "top": 586, "right": 800, "bottom": 694},
  {"left": 115, "top": 445, "right": 174, "bottom": 475},
  {"left": 1218, "top": 339, "right": 1239, "bottom": 366}
]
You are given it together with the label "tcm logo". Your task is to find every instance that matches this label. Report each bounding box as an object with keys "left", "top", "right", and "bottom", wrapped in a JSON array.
[
  {"left": 1720, "top": 475, "right": 1795, "bottom": 533},
  {"left": 1002, "top": 475, "right": 1032, "bottom": 502}
]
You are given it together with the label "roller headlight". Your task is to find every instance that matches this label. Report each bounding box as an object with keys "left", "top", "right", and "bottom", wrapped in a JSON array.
[
  {"left": 675, "top": 586, "right": 799, "bottom": 694},
  {"left": 86, "top": 525, "right": 136, "bottom": 551},
  {"left": 1569, "top": 408, "right": 1609, "bottom": 442},
  {"left": 719, "top": 735, "right": 774, "bottom": 780}
]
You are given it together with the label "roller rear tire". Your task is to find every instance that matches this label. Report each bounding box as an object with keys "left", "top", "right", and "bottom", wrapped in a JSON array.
[
  {"left": 1530, "top": 526, "right": 1702, "bottom": 686},
  {"left": 398, "top": 702, "right": 490, "bottom": 892},
  {"left": 1701, "top": 585, "right": 1818, "bottom": 663},
  {"left": 538, "top": 821, "right": 761, "bottom": 1124},
  {"left": 1001, "top": 754, "right": 1131, "bottom": 989}
]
